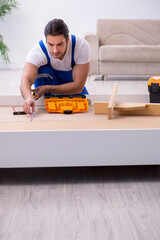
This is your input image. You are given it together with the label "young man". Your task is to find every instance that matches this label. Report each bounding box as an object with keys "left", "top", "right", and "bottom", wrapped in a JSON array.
[{"left": 20, "top": 19, "right": 91, "bottom": 114}]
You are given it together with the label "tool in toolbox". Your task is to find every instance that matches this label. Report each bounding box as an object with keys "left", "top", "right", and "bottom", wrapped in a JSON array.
[
  {"left": 44, "top": 94, "right": 89, "bottom": 114},
  {"left": 148, "top": 76, "right": 160, "bottom": 103}
]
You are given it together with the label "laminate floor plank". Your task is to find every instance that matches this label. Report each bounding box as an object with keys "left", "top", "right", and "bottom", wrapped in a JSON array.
[{"left": 0, "top": 166, "right": 160, "bottom": 240}]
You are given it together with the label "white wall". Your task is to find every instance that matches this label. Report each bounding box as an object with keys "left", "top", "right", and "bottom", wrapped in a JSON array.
[{"left": 0, "top": 0, "right": 160, "bottom": 69}]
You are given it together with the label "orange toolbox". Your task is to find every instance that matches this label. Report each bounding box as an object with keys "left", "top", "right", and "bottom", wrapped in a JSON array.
[{"left": 45, "top": 94, "right": 89, "bottom": 114}]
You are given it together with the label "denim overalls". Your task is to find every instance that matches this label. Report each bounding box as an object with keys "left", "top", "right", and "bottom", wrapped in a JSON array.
[{"left": 34, "top": 35, "right": 88, "bottom": 95}]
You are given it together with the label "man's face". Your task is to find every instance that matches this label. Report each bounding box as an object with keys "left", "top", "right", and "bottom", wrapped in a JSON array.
[{"left": 46, "top": 34, "right": 69, "bottom": 60}]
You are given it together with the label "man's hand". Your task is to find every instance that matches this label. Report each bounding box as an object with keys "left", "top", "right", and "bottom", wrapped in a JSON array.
[
  {"left": 32, "top": 85, "right": 49, "bottom": 100},
  {"left": 23, "top": 96, "right": 35, "bottom": 114}
]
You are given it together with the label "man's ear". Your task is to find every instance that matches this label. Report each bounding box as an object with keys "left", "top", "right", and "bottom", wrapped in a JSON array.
[{"left": 67, "top": 36, "right": 69, "bottom": 44}]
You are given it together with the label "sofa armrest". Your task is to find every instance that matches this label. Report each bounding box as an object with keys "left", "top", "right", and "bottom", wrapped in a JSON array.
[{"left": 84, "top": 33, "right": 99, "bottom": 75}]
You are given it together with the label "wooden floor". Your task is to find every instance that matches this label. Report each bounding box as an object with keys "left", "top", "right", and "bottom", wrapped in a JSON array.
[
  {"left": 0, "top": 69, "right": 148, "bottom": 95},
  {"left": 0, "top": 166, "right": 160, "bottom": 240},
  {"left": 0, "top": 70, "right": 160, "bottom": 239}
]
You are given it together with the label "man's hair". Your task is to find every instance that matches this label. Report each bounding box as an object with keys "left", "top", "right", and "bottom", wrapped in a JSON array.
[{"left": 44, "top": 19, "right": 69, "bottom": 41}]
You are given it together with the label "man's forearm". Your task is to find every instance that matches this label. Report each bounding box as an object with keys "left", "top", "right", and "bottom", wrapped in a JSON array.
[
  {"left": 46, "top": 82, "right": 83, "bottom": 95},
  {"left": 20, "top": 63, "right": 38, "bottom": 114},
  {"left": 20, "top": 62, "right": 38, "bottom": 100},
  {"left": 20, "top": 79, "right": 33, "bottom": 100}
]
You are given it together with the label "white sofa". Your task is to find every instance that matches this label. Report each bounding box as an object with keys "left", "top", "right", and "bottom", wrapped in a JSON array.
[{"left": 85, "top": 19, "right": 160, "bottom": 77}]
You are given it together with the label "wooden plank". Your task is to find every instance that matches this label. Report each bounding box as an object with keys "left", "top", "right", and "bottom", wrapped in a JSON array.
[
  {"left": 114, "top": 102, "right": 146, "bottom": 111},
  {"left": 94, "top": 102, "right": 160, "bottom": 116},
  {"left": 108, "top": 83, "right": 118, "bottom": 119}
]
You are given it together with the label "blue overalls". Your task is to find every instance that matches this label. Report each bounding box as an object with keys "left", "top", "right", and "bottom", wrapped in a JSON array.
[{"left": 34, "top": 35, "right": 88, "bottom": 95}]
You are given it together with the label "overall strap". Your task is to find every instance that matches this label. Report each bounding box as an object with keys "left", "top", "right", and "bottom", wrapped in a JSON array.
[
  {"left": 39, "top": 40, "right": 51, "bottom": 65},
  {"left": 71, "top": 35, "right": 76, "bottom": 68}
]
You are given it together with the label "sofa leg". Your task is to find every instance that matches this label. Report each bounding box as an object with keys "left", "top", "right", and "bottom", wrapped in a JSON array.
[
  {"left": 104, "top": 75, "right": 107, "bottom": 80},
  {"left": 94, "top": 75, "right": 106, "bottom": 81}
]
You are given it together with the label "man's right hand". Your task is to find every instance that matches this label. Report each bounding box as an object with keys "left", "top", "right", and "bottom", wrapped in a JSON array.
[{"left": 23, "top": 97, "right": 35, "bottom": 114}]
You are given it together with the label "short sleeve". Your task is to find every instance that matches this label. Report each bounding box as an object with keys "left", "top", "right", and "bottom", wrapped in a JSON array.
[
  {"left": 25, "top": 42, "right": 48, "bottom": 68},
  {"left": 74, "top": 38, "right": 91, "bottom": 64}
]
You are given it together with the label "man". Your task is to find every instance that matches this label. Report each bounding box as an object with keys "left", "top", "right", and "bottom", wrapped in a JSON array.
[{"left": 20, "top": 19, "right": 90, "bottom": 114}]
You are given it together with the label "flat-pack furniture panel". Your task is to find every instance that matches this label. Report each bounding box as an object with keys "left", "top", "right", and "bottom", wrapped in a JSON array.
[{"left": 0, "top": 94, "right": 159, "bottom": 168}]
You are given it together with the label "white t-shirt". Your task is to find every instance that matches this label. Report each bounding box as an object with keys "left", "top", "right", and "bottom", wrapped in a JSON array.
[{"left": 26, "top": 35, "right": 91, "bottom": 71}]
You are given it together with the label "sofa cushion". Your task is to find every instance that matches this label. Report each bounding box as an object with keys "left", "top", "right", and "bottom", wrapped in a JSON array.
[
  {"left": 99, "top": 45, "right": 160, "bottom": 62},
  {"left": 97, "top": 19, "right": 160, "bottom": 46}
]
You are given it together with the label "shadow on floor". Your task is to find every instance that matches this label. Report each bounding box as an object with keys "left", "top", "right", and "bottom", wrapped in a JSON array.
[{"left": 0, "top": 165, "right": 159, "bottom": 185}]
